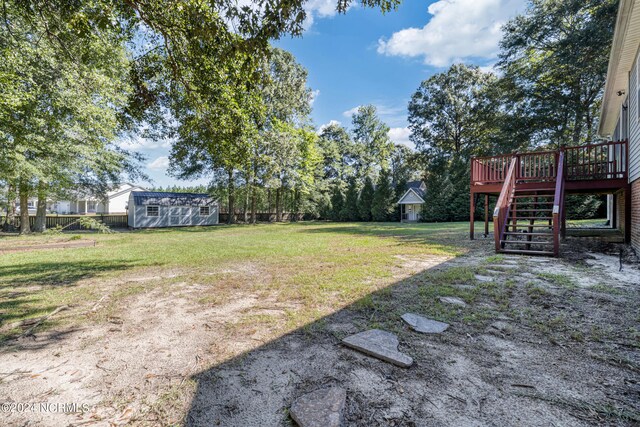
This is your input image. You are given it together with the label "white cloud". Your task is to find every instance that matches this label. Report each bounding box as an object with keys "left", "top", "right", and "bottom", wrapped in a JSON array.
[
  {"left": 342, "top": 106, "right": 362, "bottom": 118},
  {"left": 317, "top": 119, "right": 342, "bottom": 134},
  {"left": 118, "top": 135, "right": 170, "bottom": 150},
  {"left": 310, "top": 89, "right": 321, "bottom": 106},
  {"left": 388, "top": 127, "right": 412, "bottom": 147},
  {"left": 303, "top": 0, "right": 350, "bottom": 30},
  {"left": 148, "top": 156, "right": 170, "bottom": 170},
  {"left": 377, "top": 0, "right": 526, "bottom": 67}
]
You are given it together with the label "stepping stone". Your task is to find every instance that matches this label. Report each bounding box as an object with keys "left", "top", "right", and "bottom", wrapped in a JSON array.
[
  {"left": 439, "top": 296, "right": 467, "bottom": 307},
  {"left": 475, "top": 274, "right": 493, "bottom": 282},
  {"left": 401, "top": 313, "right": 449, "bottom": 334},
  {"left": 342, "top": 329, "right": 413, "bottom": 367},
  {"left": 290, "top": 387, "right": 346, "bottom": 427}
]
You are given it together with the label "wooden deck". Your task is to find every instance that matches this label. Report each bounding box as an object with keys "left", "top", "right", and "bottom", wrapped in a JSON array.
[{"left": 470, "top": 140, "right": 631, "bottom": 256}]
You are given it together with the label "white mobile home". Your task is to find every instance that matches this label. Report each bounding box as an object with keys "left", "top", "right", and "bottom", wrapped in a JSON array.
[{"left": 128, "top": 191, "right": 219, "bottom": 228}]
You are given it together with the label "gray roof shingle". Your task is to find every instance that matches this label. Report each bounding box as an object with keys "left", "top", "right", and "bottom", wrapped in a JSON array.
[{"left": 131, "top": 191, "right": 216, "bottom": 206}]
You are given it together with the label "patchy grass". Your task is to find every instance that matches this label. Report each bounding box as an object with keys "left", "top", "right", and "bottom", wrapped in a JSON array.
[
  {"left": 536, "top": 272, "right": 577, "bottom": 288},
  {"left": 0, "top": 222, "right": 472, "bottom": 341}
]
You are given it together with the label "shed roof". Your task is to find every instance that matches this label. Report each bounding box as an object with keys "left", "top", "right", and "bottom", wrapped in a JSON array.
[
  {"left": 405, "top": 181, "right": 426, "bottom": 198},
  {"left": 131, "top": 191, "right": 216, "bottom": 206}
]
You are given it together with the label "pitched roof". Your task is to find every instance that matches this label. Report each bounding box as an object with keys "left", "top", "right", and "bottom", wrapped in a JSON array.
[
  {"left": 131, "top": 191, "right": 217, "bottom": 206},
  {"left": 405, "top": 181, "right": 426, "bottom": 198}
]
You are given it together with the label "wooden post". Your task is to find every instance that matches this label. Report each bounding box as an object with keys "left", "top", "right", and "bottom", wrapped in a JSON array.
[
  {"left": 470, "top": 193, "right": 475, "bottom": 239},
  {"left": 484, "top": 194, "right": 489, "bottom": 237}
]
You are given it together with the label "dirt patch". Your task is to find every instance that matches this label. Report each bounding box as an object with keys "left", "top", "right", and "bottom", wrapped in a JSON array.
[{"left": 1, "top": 239, "right": 639, "bottom": 426}]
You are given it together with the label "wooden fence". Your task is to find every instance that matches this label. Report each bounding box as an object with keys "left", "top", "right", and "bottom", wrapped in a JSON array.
[
  {"left": 219, "top": 212, "right": 306, "bottom": 223},
  {"left": 1, "top": 214, "right": 129, "bottom": 230}
]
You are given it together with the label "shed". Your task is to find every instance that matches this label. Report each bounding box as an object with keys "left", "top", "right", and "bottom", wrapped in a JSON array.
[
  {"left": 397, "top": 181, "right": 426, "bottom": 222},
  {"left": 128, "top": 191, "right": 219, "bottom": 228}
]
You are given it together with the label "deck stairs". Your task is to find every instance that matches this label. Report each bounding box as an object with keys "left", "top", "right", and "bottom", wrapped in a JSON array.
[
  {"left": 493, "top": 153, "right": 565, "bottom": 257},
  {"left": 499, "top": 190, "right": 555, "bottom": 256}
]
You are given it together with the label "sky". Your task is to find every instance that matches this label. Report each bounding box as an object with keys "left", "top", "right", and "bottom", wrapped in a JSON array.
[{"left": 131, "top": 0, "right": 527, "bottom": 187}]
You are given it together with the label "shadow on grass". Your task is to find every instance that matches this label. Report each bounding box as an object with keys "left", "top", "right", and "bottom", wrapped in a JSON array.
[
  {"left": 0, "top": 260, "right": 141, "bottom": 345},
  {"left": 182, "top": 239, "right": 638, "bottom": 426},
  {"left": 0, "top": 260, "right": 141, "bottom": 287}
]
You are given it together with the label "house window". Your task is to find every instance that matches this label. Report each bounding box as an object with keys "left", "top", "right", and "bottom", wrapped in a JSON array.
[
  {"left": 199, "top": 206, "right": 210, "bottom": 216},
  {"left": 146, "top": 206, "right": 159, "bottom": 217}
]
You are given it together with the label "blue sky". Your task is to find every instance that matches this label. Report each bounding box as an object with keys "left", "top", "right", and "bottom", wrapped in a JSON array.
[{"left": 133, "top": 0, "right": 527, "bottom": 187}]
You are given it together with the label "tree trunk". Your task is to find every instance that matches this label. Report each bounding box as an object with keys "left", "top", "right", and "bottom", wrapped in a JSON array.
[
  {"left": 34, "top": 182, "right": 47, "bottom": 232},
  {"left": 227, "top": 169, "right": 235, "bottom": 225},
  {"left": 275, "top": 187, "right": 282, "bottom": 222},
  {"left": 250, "top": 184, "right": 257, "bottom": 224},
  {"left": 3, "top": 183, "right": 17, "bottom": 232},
  {"left": 293, "top": 188, "right": 300, "bottom": 222},
  {"left": 18, "top": 183, "right": 30, "bottom": 234},
  {"left": 243, "top": 183, "right": 249, "bottom": 223}
]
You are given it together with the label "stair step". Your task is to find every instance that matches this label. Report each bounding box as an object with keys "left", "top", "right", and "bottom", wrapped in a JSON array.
[
  {"left": 509, "top": 209, "right": 553, "bottom": 212},
  {"left": 512, "top": 201, "right": 554, "bottom": 205},
  {"left": 503, "top": 232, "right": 553, "bottom": 236},
  {"left": 508, "top": 216, "right": 552, "bottom": 220},
  {"left": 501, "top": 240, "right": 554, "bottom": 245},
  {"left": 512, "top": 196, "right": 554, "bottom": 199},
  {"left": 499, "top": 249, "right": 555, "bottom": 256},
  {"left": 508, "top": 224, "right": 552, "bottom": 227}
]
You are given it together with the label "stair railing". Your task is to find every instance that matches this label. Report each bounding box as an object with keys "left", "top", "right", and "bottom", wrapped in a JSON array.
[
  {"left": 552, "top": 151, "right": 565, "bottom": 257},
  {"left": 493, "top": 157, "right": 518, "bottom": 252}
]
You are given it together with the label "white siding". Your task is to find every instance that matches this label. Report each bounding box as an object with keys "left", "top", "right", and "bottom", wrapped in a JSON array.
[
  {"left": 630, "top": 50, "right": 640, "bottom": 183},
  {"left": 398, "top": 190, "right": 424, "bottom": 204},
  {"left": 108, "top": 191, "right": 130, "bottom": 213}
]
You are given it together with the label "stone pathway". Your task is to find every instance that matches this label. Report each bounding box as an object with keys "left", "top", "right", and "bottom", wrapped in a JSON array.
[
  {"left": 438, "top": 296, "right": 467, "bottom": 307},
  {"left": 401, "top": 313, "right": 449, "bottom": 333},
  {"left": 292, "top": 306, "right": 461, "bottom": 424},
  {"left": 342, "top": 329, "right": 413, "bottom": 367},
  {"left": 290, "top": 387, "right": 346, "bottom": 427}
]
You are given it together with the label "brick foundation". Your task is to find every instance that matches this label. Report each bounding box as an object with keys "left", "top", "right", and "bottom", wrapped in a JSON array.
[{"left": 631, "top": 179, "right": 640, "bottom": 252}]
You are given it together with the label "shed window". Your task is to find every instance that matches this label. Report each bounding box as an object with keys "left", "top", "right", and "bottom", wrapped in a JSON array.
[
  {"left": 146, "top": 206, "right": 159, "bottom": 217},
  {"left": 199, "top": 206, "right": 210, "bottom": 216}
]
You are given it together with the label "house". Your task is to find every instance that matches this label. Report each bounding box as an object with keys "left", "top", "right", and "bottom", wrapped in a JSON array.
[
  {"left": 49, "top": 183, "right": 146, "bottom": 214},
  {"left": 598, "top": 0, "right": 640, "bottom": 252},
  {"left": 397, "top": 181, "right": 426, "bottom": 223},
  {"left": 128, "top": 191, "right": 219, "bottom": 228}
]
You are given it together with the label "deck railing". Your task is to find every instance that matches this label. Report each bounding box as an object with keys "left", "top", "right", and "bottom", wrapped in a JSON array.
[
  {"left": 552, "top": 151, "right": 566, "bottom": 256},
  {"left": 493, "top": 157, "right": 518, "bottom": 252},
  {"left": 471, "top": 140, "right": 627, "bottom": 185}
]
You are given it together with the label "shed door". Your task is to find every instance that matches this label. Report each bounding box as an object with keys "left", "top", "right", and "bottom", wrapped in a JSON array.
[{"left": 170, "top": 206, "right": 190, "bottom": 225}]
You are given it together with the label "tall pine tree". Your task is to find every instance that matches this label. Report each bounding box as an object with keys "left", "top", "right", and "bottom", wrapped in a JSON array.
[
  {"left": 358, "top": 176, "right": 375, "bottom": 221},
  {"left": 371, "top": 169, "right": 394, "bottom": 222},
  {"left": 340, "top": 177, "right": 359, "bottom": 221}
]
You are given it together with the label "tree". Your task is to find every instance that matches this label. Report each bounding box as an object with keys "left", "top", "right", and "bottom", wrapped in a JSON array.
[
  {"left": 317, "top": 123, "right": 356, "bottom": 182},
  {"left": 330, "top": 185, "right": 344, "bottom": 221},
  {"left": 340, "top": 177, "right": 359, "bottom": 221},
  {"left": 0, "top": 5, "right": 143, "bottom": 234},
  {"left": 371, "top": 169, "right": 394, "bottom": 222},
  {"left": 351, "top": 105, "right": 394, "bottom": 180},
  {"left": 408, "top": 64, "right": 503, "bottom": 223},
  {"left": 409, "top": 64, "right": 500, "bottom": 159},
  {"left": 358, "top": 176, "right": 375, "bottom": 221},
  {"left": 499, "top": 0, "right": 618, "bottom": 147}
]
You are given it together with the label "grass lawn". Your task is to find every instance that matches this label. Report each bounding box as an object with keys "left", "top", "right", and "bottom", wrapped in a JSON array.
[
  {"left": 0, "top": 221, "right": 477, "bottom": 342},
  {"left": 1, "top": 221, "right": 638, "bottom": 426}
]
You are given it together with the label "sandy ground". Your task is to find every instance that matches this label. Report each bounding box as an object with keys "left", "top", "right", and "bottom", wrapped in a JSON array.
[{"left": 1, "top": 239, "right": 639, "bottom": 426}]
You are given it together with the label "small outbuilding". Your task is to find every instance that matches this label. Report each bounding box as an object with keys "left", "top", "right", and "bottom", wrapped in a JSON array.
[
  {"left": 127, "top": 191, "right": 219, "bottom": 228},
  {"left": 397, "top": 181, "right": 426, "bottom": 223}
]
